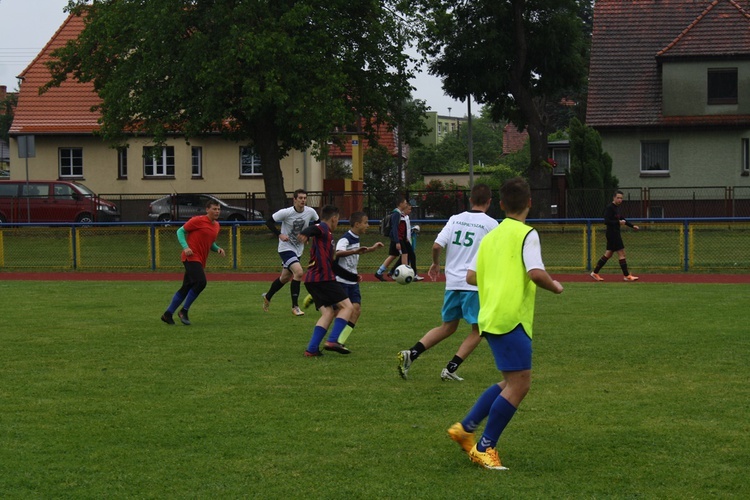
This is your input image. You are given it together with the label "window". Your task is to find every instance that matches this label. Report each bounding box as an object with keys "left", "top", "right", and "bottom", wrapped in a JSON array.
[
  {"left": 240, "top": 147, "right": 262, "bottom": 176},
  {"left": 191, "top": 146, "right": 202, "bottom": 178},
  {"left": 53, "top": 183, "right": 76, "bottom": 200},
  {"left": 743, "top": 138, "right": 750, "bottom": 174},
  {"left": 59, "top": 148, "right": 83, "bottom": 177},
  {"left": 641, "top": 141, "right": 669, "bottom": 173},
  {"left": 117, "top": 147, "right": 128, "bottom": 179},
  {"left": 708, "top": 68, "right": 738, "bottom": 105},
  {"left": 143, "top": 146, "right": 175, "bottom": 177}
]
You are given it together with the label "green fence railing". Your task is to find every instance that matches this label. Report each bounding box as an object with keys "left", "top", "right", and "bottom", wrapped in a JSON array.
[{"left": 1, "top": 219, "right": 749, "bottom": 273}]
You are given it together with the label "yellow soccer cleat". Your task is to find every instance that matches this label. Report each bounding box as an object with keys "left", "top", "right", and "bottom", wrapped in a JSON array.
[
  {"left": 447, "top": 422, "right": 475, "bottom": 453},
  {"left": 469, "top": 444, "right": 508, "bottom": 470}
]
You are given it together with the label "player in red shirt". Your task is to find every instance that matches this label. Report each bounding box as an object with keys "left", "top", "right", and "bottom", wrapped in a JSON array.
[{"left": 161, "top": 200, "right": 226, "bottom": 325}]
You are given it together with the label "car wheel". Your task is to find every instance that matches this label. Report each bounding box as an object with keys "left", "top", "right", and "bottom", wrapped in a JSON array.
[
  {"left": 0, "top": 213, "right": 7, "bottom": 224},
  {"left": 157, "top": 214, "right": 172, "bottom": 222},
  {"left": 76, "top": 213, "right": 94, "bottom": 223},
  {"left": 227, "top": 214, "right": 246, "bottom": 222}
]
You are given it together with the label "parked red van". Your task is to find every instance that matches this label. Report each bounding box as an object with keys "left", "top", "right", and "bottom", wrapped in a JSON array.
[{"left": 0, "top": 180, "right": 120, "bottom": 223}]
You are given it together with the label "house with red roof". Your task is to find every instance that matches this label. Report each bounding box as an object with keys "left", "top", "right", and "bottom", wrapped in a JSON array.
[
  {"left": 587, "top": 0, "right": 750, "bottom": 196},
  {"left": 7, "top": 13, "right": 325, "bottom": 200}
]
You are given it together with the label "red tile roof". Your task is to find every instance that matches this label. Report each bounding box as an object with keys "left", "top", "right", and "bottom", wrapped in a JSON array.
[
  {"left": 327, "top": 120, "right": 403, "bottom": 158},
  {"left": 502, "top": 124, "right": 528, "bottom": 154},
  {"left": 10, "top": 13, "right": 101, "bottom": 135},
  {"left": 587, "top": 0, "right": 750, "bottom": 128}
]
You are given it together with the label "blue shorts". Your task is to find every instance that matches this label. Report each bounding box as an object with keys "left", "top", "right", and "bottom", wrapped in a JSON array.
[
  {"left": 339, "top": 282, "right": 361, "bottom": 304},
  {"left": 279, "top": 250, "right": 300, "bottom": 269},
  {"left": 485, "top": 324, "right": 532, "bottom": 372},
  {"left": 441, "top": 290, "right": 479, "bottom": 324}
]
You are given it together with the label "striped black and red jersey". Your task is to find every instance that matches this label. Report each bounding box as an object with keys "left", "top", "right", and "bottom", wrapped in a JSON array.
[{"left": 302, "top": 222, "right": 337, "bottom": 283}]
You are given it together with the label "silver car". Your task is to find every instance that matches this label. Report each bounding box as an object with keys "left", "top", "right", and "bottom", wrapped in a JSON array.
[{"left": 148, "top": 194, "right": 263, "bottom": 222}]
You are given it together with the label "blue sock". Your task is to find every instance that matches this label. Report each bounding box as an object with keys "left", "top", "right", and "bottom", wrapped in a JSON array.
[
  {"left": 477, "top": 396, "right": 517, "bottom": 452},
  {"left": 327, "top": 317, "right": 348, "bottom": 343},
  {"left": 166, "top": 291, "right": 186, "bottom": 314},
  {"left": 182, "top": 289, "right": 199, "bottom": 310},
  {"left": 461, "top": 384, "right": 502, "bottom": 433},
  {"left": 307, "top": 325, "right": 327, "bottom": 353},
  {"left": 377, "top": 265, "right": 387, "bottom": 274}
]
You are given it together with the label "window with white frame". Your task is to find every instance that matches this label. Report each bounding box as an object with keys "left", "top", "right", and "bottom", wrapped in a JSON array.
[
  {"left": 641, "top": 141, "right": 669, "bottom": 173},
  {"left": 240, "top": 146, "right": 262, "bottom": 176},
  {"left": 743, "top": 138, "right": 749, "bottom": 173},
  {"left": 117, "top": 147, "right": 128, "bottom": 179},
  {"left": 143, "top": 146, "right": 175, "bottom": 177},
  {"left": 59, "top": 148, "right": 83, "bottom": 177},
  {"left": 192, "top": 147, "right": 202, "bottom": 178},
  {"left": 708, "top": 68, "right": 738, "bottom": 105}
]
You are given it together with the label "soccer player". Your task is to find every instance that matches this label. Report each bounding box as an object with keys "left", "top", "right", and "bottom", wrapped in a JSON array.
[
  {"left": 447, "top": 177, "right": 563, "bottom": 471},
  {"left": 374, "top": 196, "right": 409, "bottom": 281},
  {"left": 297, "top": 205, "right": 358, "bottom": 356},
  {"left": 262, "top": 189, "right": 319, "bottom": 315},
  {"left": 325, "top": 211, "right": 384, "bottom": 345},
  {"left": 397, "top": 183, "right": 497, "bottom": 381},
  {"left": 590, "top": 189, "right": 640, "bottom": 282},
  {"left": 161, "top": 199, "right": 226, "bottom": 325},
  {"left": 388, "top": 203, "right": 423, "bottom": 280}
]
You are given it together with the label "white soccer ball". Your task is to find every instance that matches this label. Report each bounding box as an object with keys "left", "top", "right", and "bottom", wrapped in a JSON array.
[{"left": 393, "top": 264, "right": 415, "bottom": 285}]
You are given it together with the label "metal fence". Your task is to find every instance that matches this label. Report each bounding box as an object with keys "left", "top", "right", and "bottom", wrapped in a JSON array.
[{"left": 1, "top": 218, "right": 748, "bottom": 274}]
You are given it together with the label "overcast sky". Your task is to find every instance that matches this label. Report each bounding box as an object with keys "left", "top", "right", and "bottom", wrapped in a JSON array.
[{"left": 0, "top": 0, "right": 469, "bottom": 117}]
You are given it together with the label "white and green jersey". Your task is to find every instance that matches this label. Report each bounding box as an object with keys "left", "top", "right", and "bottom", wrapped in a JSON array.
[
  {"left": 434, "top": 210, "right": 498, "bottom": 291},
  {"left": 273, "top": 206, "right": 319, "bottom": 256}
]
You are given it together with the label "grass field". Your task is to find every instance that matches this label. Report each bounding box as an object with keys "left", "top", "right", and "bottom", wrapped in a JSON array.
[{"left": 1, "top": 280, "right": 748, "bottom": 498}]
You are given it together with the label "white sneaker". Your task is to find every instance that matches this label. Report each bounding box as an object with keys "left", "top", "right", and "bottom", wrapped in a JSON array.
[
  {"left": 413, "top": 275, "right": 425, "bottom": 281},
  {"left": 292, "top": 306, "right": 305, "bottom": 316},
  {"left": 441, "top": 368, "right": 464, "bottom": 381},
  {"left": 397, "top": 350, "right": 412, "bottom": 379}
]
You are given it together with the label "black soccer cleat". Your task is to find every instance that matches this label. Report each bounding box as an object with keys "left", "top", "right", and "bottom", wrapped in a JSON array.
[
  {"left": 161, "top": 312, "right": 175, "bottom": 325},
  {"left": 374, "top": 272, "right": 386, "bottom": 282},
  {"left": 178, "top": 308, "right": 191, "bottom": 325}
]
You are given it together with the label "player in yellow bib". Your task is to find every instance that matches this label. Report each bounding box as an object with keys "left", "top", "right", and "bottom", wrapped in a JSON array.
[{"left": 447, "top": 177, "right": 564, "bottom": 471}]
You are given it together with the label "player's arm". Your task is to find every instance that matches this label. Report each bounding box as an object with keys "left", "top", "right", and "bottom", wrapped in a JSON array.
[
  {"left": 298, "top": 224, "right": 321, "bottom": 244},
  {"left": 466, "top": 269, "right": 477, "bottom": 286},
  {"left": 210, "top": 242, "right": 226, "bottom": 257},
  {"left": 429, "top": 242, "right": 443, "bottom": 281},
  {"left": 265, "top": 216, "right": 281, "bottom": 237},
  {"left": 176, "top": 226, "right": 193, "bottom": 256},
  {"left": 528, "top": 268, "right": 563, "bottom": 294}
]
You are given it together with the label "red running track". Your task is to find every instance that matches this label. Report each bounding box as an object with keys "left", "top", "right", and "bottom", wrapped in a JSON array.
[{"left": 1, "top": 272, "right": 748, "bottom": 284}]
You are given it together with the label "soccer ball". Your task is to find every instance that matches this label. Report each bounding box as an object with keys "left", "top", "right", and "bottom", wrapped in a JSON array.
[{"left": 393, "top": 264, "right": 415, "bottom": 285}]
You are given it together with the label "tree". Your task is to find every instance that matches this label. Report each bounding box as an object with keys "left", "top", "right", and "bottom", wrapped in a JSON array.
[
  {"left": 566, "top": 117, "right": 618, "bottom": 217},
  {"left": 406, "top": 112, "right": 503, "bottom": 181},
  {"left": 0, "top": 91, "right": 17, "bottom": 144},
  {"left": 47, "top": 0, "right": 425, "bottom": 212},
  {"left": 417, "top": 0, "right": 587, "bottom": 216}
]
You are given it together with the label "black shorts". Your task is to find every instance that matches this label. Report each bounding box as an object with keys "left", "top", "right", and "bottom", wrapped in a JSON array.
[
  {"left": 304, "top": 281, "right": 349, "bottom": 309},
  {"left": 388, "top": 240, "right": 406, "bottom": 256},
  {"left": 606, "top": 232, "right": 625, "bottom": 252}
]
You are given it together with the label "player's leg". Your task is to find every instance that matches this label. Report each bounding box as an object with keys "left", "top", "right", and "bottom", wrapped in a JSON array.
[
  {"left": 288, "top": 260, "right": 305, "bottom": 315},
  {"left": 591, "top": 248, "right": 614, "bottom": 280},
  {"left": 162, "top": 270, "right": 192, "bottom": 324},
  {"left": 306, "top": 304, "right": 336, "bottom": 356},
  {"left": 442, "top": 291, "right": 482, "bottom": 381},
  {"left": 263, "top": 253, "right": 295, "bottom": 310},
  {"left": 442, "top": 326, "right": 482, "bottom": 381},
  {"left": 178, "top": 261, "right": 208, "bottom": 325},
  {"left": 465, "top": 326, "right": 531, "bottom": 470},
  {"left": 617, "top": 248, "right": 637, "bottom": 280},
  {"left": 325, "top": 296, "right": 353, "bottom": 353},
  {"left": 337, "top": 284, "right": 361, "bottom": 344},
  {"left": 375, "top": 242, "right": 399, "bottom": 280}
]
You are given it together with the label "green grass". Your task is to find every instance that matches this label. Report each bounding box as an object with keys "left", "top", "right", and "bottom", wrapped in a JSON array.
[{"left": 1, "top": 280, "right": 748, "bottom": 498}]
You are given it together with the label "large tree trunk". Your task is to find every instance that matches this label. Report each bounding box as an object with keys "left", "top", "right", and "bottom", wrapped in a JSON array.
[
  {"left": 255, "top": 116, "right": 288, "bottom": 215},
  {"left": 510, "top": 0, "right": 551, "bottom": 219}
]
